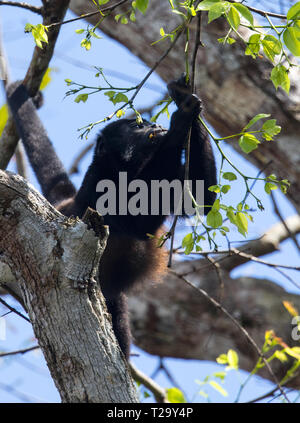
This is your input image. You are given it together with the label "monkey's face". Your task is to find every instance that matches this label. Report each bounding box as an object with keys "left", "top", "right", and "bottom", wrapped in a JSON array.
[
  {"left": 122, "top": 119, "right": 167, "bottom": 143},
  {"left": 100, "top": 119, "right": 168, "bottom": 168}
]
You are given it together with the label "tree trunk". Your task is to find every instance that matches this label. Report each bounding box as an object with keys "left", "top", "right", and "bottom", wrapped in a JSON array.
[{"left": 0, "top": 170, "right": 138, "bottom": 403}]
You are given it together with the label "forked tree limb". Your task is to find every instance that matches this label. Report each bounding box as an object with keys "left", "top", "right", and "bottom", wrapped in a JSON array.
[{"left": 0, "top": 169, "right": 138, "bottom": 402}]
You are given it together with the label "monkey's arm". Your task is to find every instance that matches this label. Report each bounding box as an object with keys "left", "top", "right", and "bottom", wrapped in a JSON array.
[
  {"left": 7, "top": 82, "right": 76, "bottom": 206},
  {"left": 167, "top": 75, "right": 217, "bottom": 213}
]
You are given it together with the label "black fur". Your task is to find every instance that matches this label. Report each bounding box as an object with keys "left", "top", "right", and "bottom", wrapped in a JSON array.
[{"left": 7, "top": 75, "right": 217, "bottom": 359}]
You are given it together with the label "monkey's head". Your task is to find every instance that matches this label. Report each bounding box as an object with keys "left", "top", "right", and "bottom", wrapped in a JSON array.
[{"left": 95, "top": 118, "right": 168, "bottom": 168}]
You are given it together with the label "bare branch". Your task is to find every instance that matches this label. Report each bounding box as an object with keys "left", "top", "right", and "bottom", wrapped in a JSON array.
[
  {"left": 270, "top": 192, "right": 300, "bottom": 253},
  {"left": 0, "top": 297, "right": 30, "bottom": 322},
  {"left": 0, "top": 1, "right": 42, "bottom": 15},
  {"left": 130, "top": 362, "right": 169, "bottom": 403},
  {"left": 47, "top": 0, "right": 130, "bottom": 30},
  {"left": 171, "top": 269, "right": 290, "bottom": 402},
  {"left": 0, "top": 345, "right": 39, "bottom": 358},
  {"left": 15, "top": 142, "right": 28, "bottom": 179},
  {"left": 0, "top": 0, "right": 70, "bottom": 171}
]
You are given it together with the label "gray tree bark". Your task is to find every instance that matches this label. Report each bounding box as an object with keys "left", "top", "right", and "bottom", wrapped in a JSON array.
[{"left": 0, "top": 170, "right": 138, "bottom": 403}]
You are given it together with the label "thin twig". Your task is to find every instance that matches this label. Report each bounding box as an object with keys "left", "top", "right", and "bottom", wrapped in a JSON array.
[
  {"left": 15, "top": 142, "right": 28, "bottom": 179},
  {"left": 0, "top": 297, "right": 30, "bottom": 322},
  {"left": 0, "top": 345, "right": 39, "bottom": 358},
  {"left": 129, "top": 362, "right": 169, "bottom": 403},
  {"left": 185, "top": 248, "right": 300, "bottom": 271},
  {"left": 191, "top": 12, "right": 202, "bottom": 91},
  {"left": 47, "top": 0, "right": 130, "bottom": 29},
  {"left": 171, "top": 269, "right": 290, "bottom": 402},
  {"left": 270, "top": 192, "right": 300, "bottom": 253},
  {"left": 68, "top": 142, "right": 94, "bottom": 175}
]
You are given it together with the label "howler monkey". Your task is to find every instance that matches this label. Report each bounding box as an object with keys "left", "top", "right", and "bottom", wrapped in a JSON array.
[{"left": 7, "top": 75, "right": 217, "bottom": 359}]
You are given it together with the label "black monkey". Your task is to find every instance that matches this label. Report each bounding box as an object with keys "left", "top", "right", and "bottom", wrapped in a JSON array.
[{"left": 7, "top": 75, "right": 217, "bottom": 359}]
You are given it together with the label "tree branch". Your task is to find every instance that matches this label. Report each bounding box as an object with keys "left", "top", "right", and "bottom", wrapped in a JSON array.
[
  {"left": 0, "top": 0, "right": 70, "bottom": 169},
  {"left": 0, "top": 1, "right": 42, "bottom": 15}
]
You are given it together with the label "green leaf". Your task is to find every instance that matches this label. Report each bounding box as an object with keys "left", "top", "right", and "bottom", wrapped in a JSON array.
[
  {"left": 104, "top": 90, "right": 116, "bottom": 100},
  {"left": 216, "top": 353, "right": 228, "bottom": 364},
  {"left": 236, "top": 212, "right": 248, "bottom": 236},
  {"left": 182, "top": 233, "right": 194, "bottom": 255},
  {"left": 160, "top": 27, "right": 165, "bottom": 37},
  {"left": 75, "top": 29, "right": 85, "bottom": 34},
  {"left": 0, "top": 103, "right": 9, "bottom": 137},
  {"left": 243, "top": 113, "right": 270, "bottom": 131},
  {"left": 98, "top": 0, "right": 110, "bottom": 4},
  {"left": 112, "top": 92, "right": 129, "bottom": 104},
  {"left": 121, "top": 16, "right": 128, "bottom": 24},
  {"left": 218, "top": 36, "right": 236, "bottom": 44},
  {"left": 221, "top": 226, "right": 229, "bottom": 232},
  {"left": 136, "top": 0, "right": 149, "bottom": 14},
  {"left": 262, "top": 119, "right": 281, "bottom": 140},
  {"left": 283, "top": 27, "right": 300, "bottom": 56},
  {"left": 28, "top": 23, "right": 48, "bottom": 49},
  {"left": 223, "top": 172, "right": 237, "bottom": 181},
  {"left": 196, "top": 0, "right": 221, "bottom": 11},
  {"left": 227, "top": 349, "right": 239, "bottom": 370},
  {"left": 227, "top": 5, "right": 240, "bottom": 29},
  {"left": 208, "top": 381, "right": 228, "bottom": 397},
  {"left": 39, "top": 67, "right": 53, "bottom": 90},
  {"left": 212, "top": 198, "right": 220, "bottom": 211},
  {"left": 75, "top": 93, "right": 88, "bottom": 103},
  {"left": 116, "top": 109, "right": 125, "bottom": 118},
  {"left": 271, "top": 64, "right": 290, "bottom": 93},
  {"left": 208, "top": 185, "right": 221, "bottom": 193},
  {"left": 213, "top": 371, "right": 227, "bottom": 381},
  {"left": 80, "top": 38, "right": 91, "bottom": 50},
  {"left": 24, "top": 23, "right": 34, "bottom": 33},
  {"left": 239, "top": 134, "right": 260, "bottom": 154},
  {"left": 89, "top": 31, "right": 101, "bottom": 39},
  {"left": 226, "top": 208, "right": 237, "bottom": 225},
  {"left": 261, "top": 35, "right": 282, "bottom": 62},
  {"left": 208, "top": 2, "right": 229, "bottom": 23},
  {"left": 221, "top": 185, "right": 231, "bottom": 194},
  {"left": 280, "top": 179, "right": 290, "bottom": 194},
  {"left": 264, "top": 182, "right": 278, "bottom": 194},
  {"left": 166, "top": 387, "right": 187, "bottom": 403},
  {"left": 245, "top": 33, "right": 261, "bottom": 58},
  {"left": 287, "top": 2, "right": 300, "bottom": 20},
  {"left": 206, "top": 210, "right": 223, "bottom": 228},
  {"left": 130, "top": 11, "right": 136, "bottom": 21},
  {"left": 233, "top": 3, "right": 253, "bottom": 25}
]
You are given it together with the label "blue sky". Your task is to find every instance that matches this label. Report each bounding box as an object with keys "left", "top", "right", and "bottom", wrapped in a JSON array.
[{"left": 0, "top": 1, "right": 299, "bottom": 403}]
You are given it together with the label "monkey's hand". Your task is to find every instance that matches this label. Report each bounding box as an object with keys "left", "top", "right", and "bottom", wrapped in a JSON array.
[{"left": 167, "top": 73, "right": 199, "bottom": 108}]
